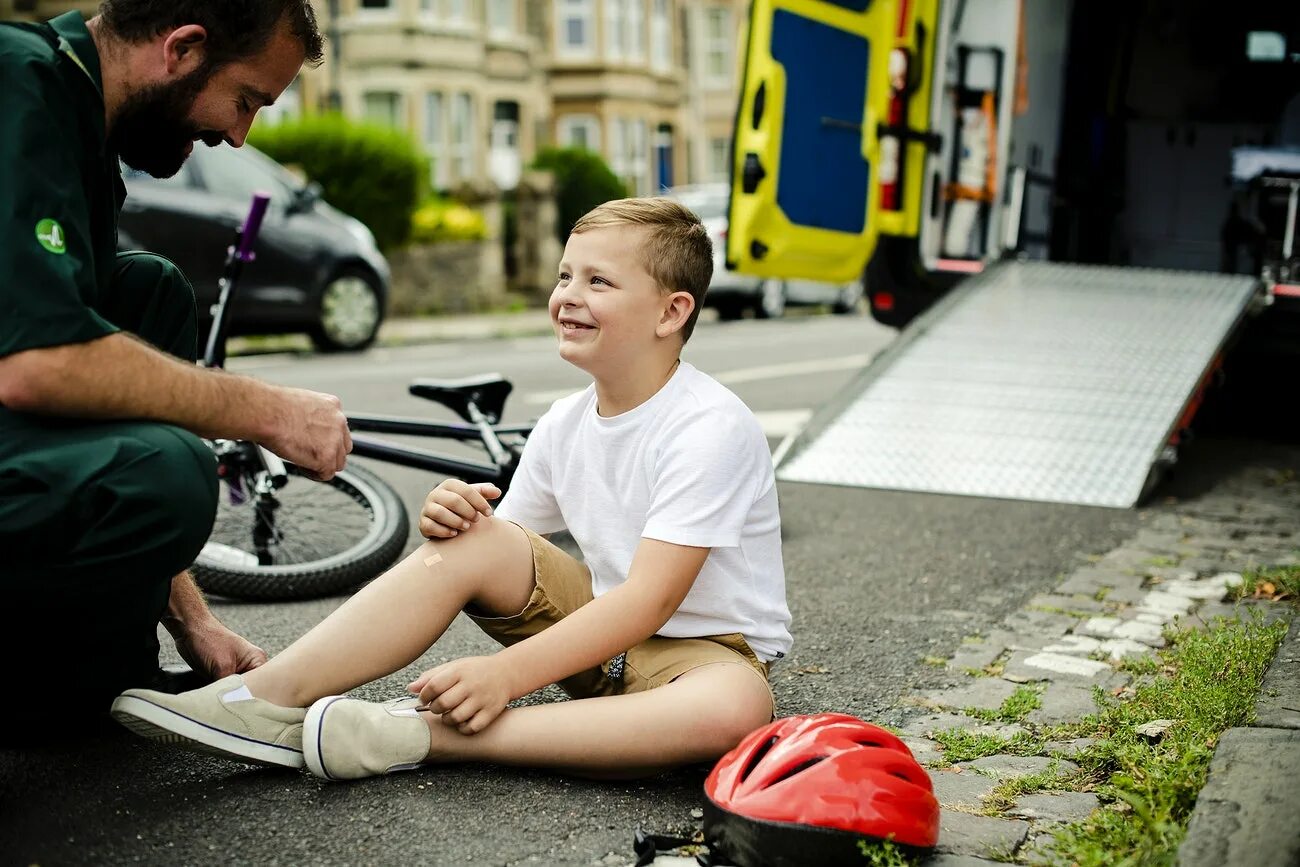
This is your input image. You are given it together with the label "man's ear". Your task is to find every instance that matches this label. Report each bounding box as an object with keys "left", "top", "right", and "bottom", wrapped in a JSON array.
[
  {"left": 656, "top": 291, "right": 695, "bottom": 338},
  {"left": 162, "top": 25, "right": 208, "bottom": 77}
]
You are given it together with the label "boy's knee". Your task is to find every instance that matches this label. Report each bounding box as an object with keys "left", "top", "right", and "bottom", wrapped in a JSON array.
[{"left": 686, "top": 665, "right": 775, "bottom": 754}]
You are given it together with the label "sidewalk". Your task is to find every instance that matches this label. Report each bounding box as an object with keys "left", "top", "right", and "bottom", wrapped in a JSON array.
[
  {"left": 893, "top": 467, "right": 1300, "bottom": 866},
  {"left": 226, "top": 308, "right": 556, "bottom": 357}
]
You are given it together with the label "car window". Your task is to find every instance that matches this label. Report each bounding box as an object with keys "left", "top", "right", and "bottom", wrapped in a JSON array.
[
  {"left": 670, "top": 190, "right": 729, "bottom": 221},
  {"left": 121, "top": 159, "right": 196, "bottom": 189},
  {"left": 192, "top": 144, "right": 298, "bottom": 208}
]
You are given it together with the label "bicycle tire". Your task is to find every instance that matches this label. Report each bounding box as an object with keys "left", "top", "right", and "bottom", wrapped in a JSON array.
[{"left": 193, "top": 461, "right": 409, "bottom": 601}]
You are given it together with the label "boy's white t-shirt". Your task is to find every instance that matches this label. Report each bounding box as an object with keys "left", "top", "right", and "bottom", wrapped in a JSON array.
[{"left": 495, "top": 362, "right": 793, "bottom": 661}]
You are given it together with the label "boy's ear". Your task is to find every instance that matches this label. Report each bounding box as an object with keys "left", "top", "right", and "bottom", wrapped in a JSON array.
[{"left": 656, "top": 291, "right": 695, "bottom": 338}]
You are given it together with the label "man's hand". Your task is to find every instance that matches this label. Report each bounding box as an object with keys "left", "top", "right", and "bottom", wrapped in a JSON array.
[
  {"left": 409, "top": 655, "right": 512, "bottom": 734},
  {"left": 420, "top": 480, "right": 501, "bottom": 538},
  {"left": 262, "top": 387, "right": 352, "bottom": 481},
  {"left": 169, "top": 617, "right": 268, "bottom": 680}
]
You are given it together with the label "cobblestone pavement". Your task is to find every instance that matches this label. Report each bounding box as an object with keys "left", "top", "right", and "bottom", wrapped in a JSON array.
[{"left": 896, "top": 465, "right": 1300, "bottom": 865}]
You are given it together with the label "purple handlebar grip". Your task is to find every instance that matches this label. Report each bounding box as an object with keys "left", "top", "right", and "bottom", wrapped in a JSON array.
[{"left": 235, "top": 192, "right": 271, "bottom": 262}]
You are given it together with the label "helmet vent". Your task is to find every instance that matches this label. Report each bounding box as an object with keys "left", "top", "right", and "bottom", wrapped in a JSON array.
[
  {"left": 771, "top": 756, "right": 826, "bottom": 786},
  {"left": 740, "top": 736, "right": 780, "bottom": 783},
  {"left": 856, "top": 740, "right": 885, "bottom": 748}
]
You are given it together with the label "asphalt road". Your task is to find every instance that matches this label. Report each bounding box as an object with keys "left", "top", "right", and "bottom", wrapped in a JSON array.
[{"left": 8, "top": 308, "right": 1280, "bottom": 866}]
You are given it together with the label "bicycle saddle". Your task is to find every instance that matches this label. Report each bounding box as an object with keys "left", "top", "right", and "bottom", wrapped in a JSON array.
[{"left": 409, "top": 374, "right": 513, "bottom": 424}]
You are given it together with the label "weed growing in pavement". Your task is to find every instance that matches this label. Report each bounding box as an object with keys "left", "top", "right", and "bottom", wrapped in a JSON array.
[
  {"left": 1043, "top": 614, "right": 1288, "bottom": 867},
  {"left": 922, "top": 655, "right": 948, "bottom": 668},
  {"left": 1233, "top": 564, "right": 1300, "bottom": 602},
  {"left": 932, "top": 729, "right": 1038, "bottom": 763},
  {"left": 964, "top": 685, "right": 1044, "bottom": 724},
  {"left": 981, "top": 760, "right": 1081, "bottom": 815},
  {"left": 856, "top": 838, "right": 915, "bottom": 866}
]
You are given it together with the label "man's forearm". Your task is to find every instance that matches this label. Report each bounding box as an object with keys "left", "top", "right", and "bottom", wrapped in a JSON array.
[
  {"left": 161, "top": 571, "right": 215, "bottom": 635},
  {"left": 0, "top": 333, "right": 276, "bottom": 440}
]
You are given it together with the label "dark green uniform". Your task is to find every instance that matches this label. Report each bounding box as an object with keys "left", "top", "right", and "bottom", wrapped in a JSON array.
[{"left": 0, "top": 12, "right": 219, "bottom": 717}]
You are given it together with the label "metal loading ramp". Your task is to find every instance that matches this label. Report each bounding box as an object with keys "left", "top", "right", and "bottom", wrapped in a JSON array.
[{"left": 776, "top": 262, "right": 1261, "bottom": 508}]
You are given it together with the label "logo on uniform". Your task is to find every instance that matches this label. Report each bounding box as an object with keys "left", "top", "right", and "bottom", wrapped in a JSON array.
[{"left": 36, "top": 218, "right": 67, "bottom": 255}]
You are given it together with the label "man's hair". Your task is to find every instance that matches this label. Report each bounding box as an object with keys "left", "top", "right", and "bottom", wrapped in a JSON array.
[
  {"left": 98, "top": 0, "right": 324, "bottom": 68},
  {"left": 571, "top": 197, "right": 713, "bottom": 343}
]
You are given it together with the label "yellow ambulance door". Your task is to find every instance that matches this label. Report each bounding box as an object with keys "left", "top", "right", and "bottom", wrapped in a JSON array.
[{"left": 726, "top": 0, "right": 897, "bottom": 284}]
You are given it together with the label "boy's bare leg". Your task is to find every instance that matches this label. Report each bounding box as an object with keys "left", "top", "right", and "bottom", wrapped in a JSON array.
[
  {"left": 419, "top": 663, "right": 774, "bottom": 778},
  {"left": 241, "top": 518, "right": 535, "bottom": 708}
]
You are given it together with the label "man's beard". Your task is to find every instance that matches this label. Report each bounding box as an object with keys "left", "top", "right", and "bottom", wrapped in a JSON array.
[{"left": 110, "top": 66, "right": 224, "bottom": 178}]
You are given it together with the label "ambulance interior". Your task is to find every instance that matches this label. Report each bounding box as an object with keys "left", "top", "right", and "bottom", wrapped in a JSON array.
[{"left": 917, "top": 0, "right": 1299, "bottom": 279}]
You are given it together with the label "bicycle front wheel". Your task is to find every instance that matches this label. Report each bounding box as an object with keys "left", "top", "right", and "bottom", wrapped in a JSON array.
[{"left": 194, "top": 461, "right": 409, "bottom": 601}]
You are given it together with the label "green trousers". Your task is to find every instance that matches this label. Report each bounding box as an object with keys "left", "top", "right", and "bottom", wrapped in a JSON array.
[{"left": 0, "top": 253, "right": 218, "bottom": 718}]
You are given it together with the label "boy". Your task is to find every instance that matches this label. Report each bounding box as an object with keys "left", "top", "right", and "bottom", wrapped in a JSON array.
[{"left": 111, "top": 198, "right": 792, "bottom": 780}]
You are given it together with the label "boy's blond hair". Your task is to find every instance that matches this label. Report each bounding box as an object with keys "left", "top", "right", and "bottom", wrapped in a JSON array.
[{"left": 571, "top": 197, "right": 713, "bottom": 343}]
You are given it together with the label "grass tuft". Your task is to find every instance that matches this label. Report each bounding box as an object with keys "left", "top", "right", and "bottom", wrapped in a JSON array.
[
  {"left": 964, "top": 685, "right": 1044, "bottom": 724},
  {"left": 856, "top": 837, "right": 916, "bottom": 866},
  {"left": 1233, "top": 564, "right": 1300, "bottom": 602},
  {"left": 1044, "top": 614, "right": 1287, "bottom": 866}
]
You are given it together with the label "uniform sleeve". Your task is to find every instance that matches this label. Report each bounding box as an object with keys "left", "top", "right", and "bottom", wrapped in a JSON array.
[
  {"left": 642, "top": 409, "right": 772, "bottom": 549},
  {"left": 494, "top": 408, "right": 567, "bottom": 534},
  {"left": 0, "top": 55, "right": 118, "bottom": 359}
]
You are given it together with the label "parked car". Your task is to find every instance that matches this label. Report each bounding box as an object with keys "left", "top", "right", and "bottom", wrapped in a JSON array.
[
  {"left": 665, "top": 183, "right": 864, "bottom": 319},
  {"left": 118, "top": 143, "right": 391, "bottom": 352}
]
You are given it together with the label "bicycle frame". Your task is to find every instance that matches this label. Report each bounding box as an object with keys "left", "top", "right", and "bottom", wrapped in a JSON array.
[
  {"left": 348, "top": 415, "right": 531, "bottom": 482},
  {"left": 203, "top": 193, "right": 531, "bottom": 490}
]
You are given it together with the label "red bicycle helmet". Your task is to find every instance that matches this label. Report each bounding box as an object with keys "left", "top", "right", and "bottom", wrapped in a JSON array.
[{"left": 703, "top": 713, "right": 940, "bottom": 866}]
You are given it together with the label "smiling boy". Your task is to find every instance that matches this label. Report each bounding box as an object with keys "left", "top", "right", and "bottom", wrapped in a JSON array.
[{"left": 111, "top": 197, "right": 792, "bottom": 779}]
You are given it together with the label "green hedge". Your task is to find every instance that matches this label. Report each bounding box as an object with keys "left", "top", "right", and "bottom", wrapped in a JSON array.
[
  {"left": 249, "top": 114, "right": 425, "bottom": 250},
  {"left": 531, "top": 147, "right": 628, "bottom": 243}
]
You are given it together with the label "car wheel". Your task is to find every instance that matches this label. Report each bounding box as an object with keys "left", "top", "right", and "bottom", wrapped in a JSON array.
[
  {"left": 310, "top": 267, "right": 383, "bottom": 352},
  {"left": 755, "top": 279, "right": 787, "bottom": 319},
  {"left": 714, "top": 299, "right": 746, "bottom": 321},
  {"left": 832, "top": 279, "right": 865, "bottom": 314}
]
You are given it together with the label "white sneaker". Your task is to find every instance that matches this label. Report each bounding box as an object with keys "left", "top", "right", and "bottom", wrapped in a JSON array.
[
  {"left": 111, "top": 674, "right": 306, "bottom": 769},
  {"left": 303, "top": 696, "right": 431, "bottom": 781}
]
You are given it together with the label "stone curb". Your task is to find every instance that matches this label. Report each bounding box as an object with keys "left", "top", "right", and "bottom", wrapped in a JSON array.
[{"left": 1175, "top": 616, "right": 1300, "bottom": 867}]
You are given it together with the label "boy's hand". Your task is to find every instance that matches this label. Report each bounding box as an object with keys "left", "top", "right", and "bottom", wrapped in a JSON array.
[
  {"left": 409, "top": 656, "right": 512, "bottom": 734},
  {"left": 419, "top": 480, "right": 501, "bottom": 538}
]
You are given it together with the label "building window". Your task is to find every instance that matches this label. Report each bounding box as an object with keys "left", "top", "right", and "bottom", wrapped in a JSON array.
[
  {"left": 419, "top": 0, "right": 473, "bottom": 27},
  {"left": 626, "top": 0, "right": 645, "bottom": 61},
  {"left": 425, "top": 91, "right": 446, "bottom": 190},
  {"left": 488, "top": 0, "right": 517, "bottom": 35},
  {"left": 708, "top": 136, "right": 730, "bottom": 182},
  {"left": 361, "top": 0, "right": 393, "bottom": 8},
  {"left": 450, "top": 92, "right": 476, "bottom": 181},
  {"left": 650, "top": 0, "right": 671, "bottom": 70},
  {"left": 610, "top": 117, "right": 649, "bottom": 195},
  {"left": 557, "top": 0, "right": 594, "bottom": 56},
  {"left": 558, "top": 114, "right": 601, "bottom": 151},
  {"left": 605, "top": 0, "right": 646, "bottom": 61},
  {"left": 363, "top": 91, "right": 403, "bottom": 127},
  {"left": 257, "top": 79, "right": 302, "bottom": 126},
  {"left": 359, "top": 0, "right": 397, "bottom": 15},
  {"left": 704, "top": 7, "right": 732, "bottom": 83}
]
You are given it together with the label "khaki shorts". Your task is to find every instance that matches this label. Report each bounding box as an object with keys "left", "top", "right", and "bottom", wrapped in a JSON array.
[{"left": 468, "top": 523, "right": 775, "bottom": 713}]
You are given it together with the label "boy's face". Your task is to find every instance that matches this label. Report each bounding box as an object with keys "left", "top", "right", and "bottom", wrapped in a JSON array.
[{"left": 550, "top": 226, "right": 689, "bottom": 376}]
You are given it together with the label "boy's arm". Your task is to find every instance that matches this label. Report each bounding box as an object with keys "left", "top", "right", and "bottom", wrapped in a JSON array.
[
  {"left": 496, "top": 538, "right": 710, "bottom": 697},
  {"left": 413, "top": 538, "right": 708, "bottom": 732}
]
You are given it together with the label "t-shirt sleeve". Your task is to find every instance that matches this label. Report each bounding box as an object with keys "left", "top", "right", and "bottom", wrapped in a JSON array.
[
  {"left": 642, "top": 409, "right": 772, "bottom": 549},
  {"left": 494, "top": 407, "right": 567, "bottom": 534},
  {"left": 0, "top": 56, "right": 118, "bottom": 359}
]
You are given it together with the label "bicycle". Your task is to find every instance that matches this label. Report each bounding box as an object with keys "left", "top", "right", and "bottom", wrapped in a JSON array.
[{"left": 191, "top": 193, "right": 534, "bottom": 602}]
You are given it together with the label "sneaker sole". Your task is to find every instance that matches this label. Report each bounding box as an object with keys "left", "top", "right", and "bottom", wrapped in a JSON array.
[
  {"left": 110, "top": 695, "right": 305, "bottom": 770},
  {"left": 302, "top": 695, "right": 345, "bottom": 780}
]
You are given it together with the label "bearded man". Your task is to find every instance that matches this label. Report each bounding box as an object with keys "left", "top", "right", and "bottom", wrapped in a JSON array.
[{"left": 0, "top": 1, "right": 354, "bottom": 737}]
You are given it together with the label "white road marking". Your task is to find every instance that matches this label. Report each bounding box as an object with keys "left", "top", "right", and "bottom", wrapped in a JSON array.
[{"left": 524, "top": 354, "right": 872, "bottom": 406}]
